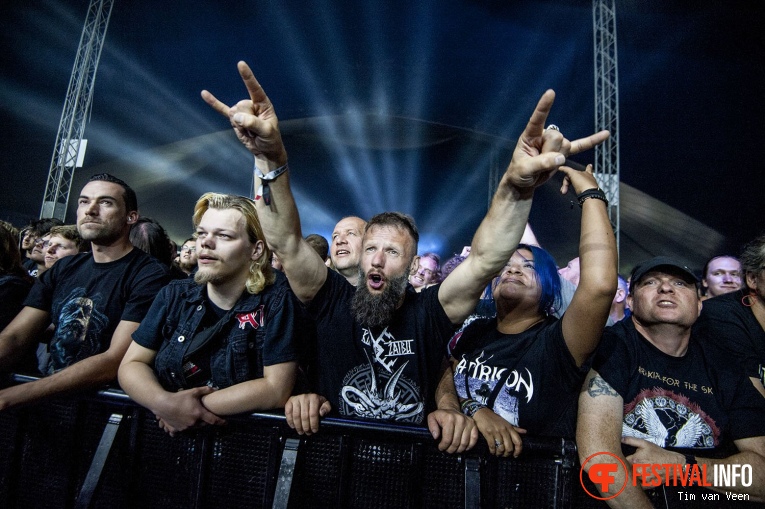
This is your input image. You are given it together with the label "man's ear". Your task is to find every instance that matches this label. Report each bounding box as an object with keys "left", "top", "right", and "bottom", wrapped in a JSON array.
[
  {"left": 126, "top": 211, "right": 138, "bottom": 224},
  {"left": 409, "top": 256, "right": 420, "bottom": 276},
  {"left": 615, "top": 288, "right": 626, "bottom": 304}
]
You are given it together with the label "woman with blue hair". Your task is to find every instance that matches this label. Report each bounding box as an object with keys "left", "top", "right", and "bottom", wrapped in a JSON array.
[{"left": 446, "top": 164, "right": 617, "bottom": 458}]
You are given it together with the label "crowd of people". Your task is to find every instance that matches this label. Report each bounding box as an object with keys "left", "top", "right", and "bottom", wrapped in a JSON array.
[{"left": 1, "top": 61, "right": 764, "bottom": 506}]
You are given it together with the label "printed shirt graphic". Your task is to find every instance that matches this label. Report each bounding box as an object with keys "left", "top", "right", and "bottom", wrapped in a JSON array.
[
  {"left": 308, "top": 270, "right": 455, "bottom": 425},
  {"left": 621, "top": 387, "right": 719, "bottom": 448},
  {"left": 450, "top": 316, "right": 585, "bottom": 437},
  {"left": 593, "top": 319, "right": 765, "bottom": 453},
  {"left": 24, "top": 249, "right": 168, "bottom": 375},
  {"left": 48, "top": 288, "right": 109, "bottom": 373}
]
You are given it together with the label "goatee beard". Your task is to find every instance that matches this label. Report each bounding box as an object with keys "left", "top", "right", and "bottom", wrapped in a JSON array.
[
  {"left": 351, "top": 268, "right": 409, "bottom": 329},
  {"left": 194, "top": 268, "right": 221, "bottom": 286}
]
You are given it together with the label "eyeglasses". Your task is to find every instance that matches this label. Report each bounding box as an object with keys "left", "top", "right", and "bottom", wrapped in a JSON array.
[
  {"left": 33, "top": 238, "right": 49, "bottom": 247},
  {"left": 181, "top": 246, "right": 196, "bottom": 253}
]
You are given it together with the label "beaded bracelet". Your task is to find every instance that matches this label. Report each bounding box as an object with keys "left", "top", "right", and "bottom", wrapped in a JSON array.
[
  {"left": 576, "top": 188, "right": 608, "bottom": 208},
  {"left": 254, "top": 162, "right": 288, "bottom": 206},
  {"left": 460, "top": 398, "right": 486, "bottom": 418}
]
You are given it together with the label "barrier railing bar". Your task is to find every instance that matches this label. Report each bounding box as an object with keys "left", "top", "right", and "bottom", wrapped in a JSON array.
[
  {"left": 73, "top": 412, "right": 123, "bottom": 509},
  {"left": 9, "top": 374, "right": 573, "bottom": 456},
  {"left": 272, "top": 438, "right": 300, "bottom": 509},
  {"left": 464, "top": 457, "right": 481, "bottom": 509}
]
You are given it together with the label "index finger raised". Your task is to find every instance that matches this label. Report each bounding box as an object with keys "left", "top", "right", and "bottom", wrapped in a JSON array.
[{"left": 201, "top": 89, "right": 231, "bottom": 118}]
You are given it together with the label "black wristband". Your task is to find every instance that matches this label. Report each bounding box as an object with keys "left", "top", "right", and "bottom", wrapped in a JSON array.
[
  {"left": 576, "top": 188, "right": 608, "bottom": 208},
  {"left": 684, "top": 454, "right": 697, "bottom": 466}
]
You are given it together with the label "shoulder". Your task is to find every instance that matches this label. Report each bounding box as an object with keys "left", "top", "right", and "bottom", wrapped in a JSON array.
[{"left": 700, "top": 290, "right": 743, "bottom": 316}]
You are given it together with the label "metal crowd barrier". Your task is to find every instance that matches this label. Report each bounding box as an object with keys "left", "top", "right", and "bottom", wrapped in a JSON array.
[{"left": 7, "top": 374, "right": 730, "bottom": 509}]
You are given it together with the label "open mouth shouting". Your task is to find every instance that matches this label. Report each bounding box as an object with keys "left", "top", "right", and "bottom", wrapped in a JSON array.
[{"left": 368, "top": 272, "right": 386, "bottom": 291}]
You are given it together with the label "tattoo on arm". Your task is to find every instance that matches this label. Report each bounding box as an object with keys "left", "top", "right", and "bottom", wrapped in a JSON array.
[{"left": 587, "top": 374, "right": 618, "bottom": 398}]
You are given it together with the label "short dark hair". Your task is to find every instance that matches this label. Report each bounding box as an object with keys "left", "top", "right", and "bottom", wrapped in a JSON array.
[
  {"left": 28, "top": 217, "right": 64, "bottom": 237},
  {"left": 305, "top": 233, "right": 329, "bottom": 261},
  {"left": 88, "top": 173, "right": 138, "bottom": 212},
  {"left": 366, "top": 212, "right": 419, "bottom": 258},
  {"left": 129, "top": 217, "right": 172, "bottom": 266}
]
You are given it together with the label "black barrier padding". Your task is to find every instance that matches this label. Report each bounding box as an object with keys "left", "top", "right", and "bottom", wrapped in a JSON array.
[
  {"left": 420, "top": 448, "right": 465, "bottom": 509},
  {"left": 15, "top": 398, "right": 81, "bottom": 509},
  {"left": 287, "top": 435, "right": 345, "bottom": 508},
  {"left": 348, "top": 439, "right": 420, "bottom": 508},
  {"left": 0, "top": 407, "right": 21, "bottom": 508},
  {"left": 203, "top": 423, "right": 280, "bottom": 508},
  {"left": 132, "top": 412, "right": 205, "bottom": 509},
  {"left": 1, "top": 379, "right": 612, "bottom": 509},
  {"left": 491, "top": 455, "right": 569, "bottom": 509}
]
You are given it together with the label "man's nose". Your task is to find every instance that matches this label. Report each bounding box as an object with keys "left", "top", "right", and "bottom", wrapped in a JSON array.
[{"left": 658, "top": 280, "right": 674, "bottom": 292}]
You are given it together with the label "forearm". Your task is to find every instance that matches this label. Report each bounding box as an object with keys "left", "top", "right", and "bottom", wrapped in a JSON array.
[
  {"left": 201, "top": 362, "right": 296, "bottom": 415},
  {"left": 0, "top": 334, "right": 32, "bottom": 373},
  {"left": 435, "top": 361, "right": 460, "bottom": 412},
  {"left": 439, "top": 183, "right": 533, "bottom": 322},
  {"left": 0, "top": 350, "right": 120, "bottom": 409},
  {"left": 118, "top": 359, "right": 172, "bottom": 415},
  {"left": 697, "top": 451, "right": 765, "bottom": 500},
  {"left": 577, "top": 196, "right": 618, "bottom": 301},
  {"left": 253, "top": 155, "right": 303, "bottom": 256},
  {"left": 468, "top": 181, "right": 533, "bottom": 281},
  {"left": 253, "top": 157, "right": 327, "bottom": 301}
]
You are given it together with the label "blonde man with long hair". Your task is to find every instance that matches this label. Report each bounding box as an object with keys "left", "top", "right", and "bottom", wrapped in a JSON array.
[{"left": 119, "top": 193, "right": 299, "bottom": 435}]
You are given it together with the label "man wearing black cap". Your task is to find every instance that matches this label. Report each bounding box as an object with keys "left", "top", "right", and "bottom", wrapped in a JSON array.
[{"left": 577, "top": 257, "right": 765, "bottom": 507}]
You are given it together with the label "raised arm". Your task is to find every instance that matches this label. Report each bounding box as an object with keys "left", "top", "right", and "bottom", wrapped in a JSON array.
[
  {"left": 558, "top": 165, "right": 617, "bottom": 366},
  {"left": 202, "top": 62, "right": 327, "bottom": 303},
  {"left": 438, "top": 90, "right": 609, "bottom": 324}
]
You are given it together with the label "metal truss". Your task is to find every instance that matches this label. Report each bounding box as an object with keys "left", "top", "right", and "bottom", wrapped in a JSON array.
[
  {"left": 40, "top": 0, "right": 114, "bottom": 220},
  {"left": 593, "top": 0, "right": 620, "bottom": 251}
]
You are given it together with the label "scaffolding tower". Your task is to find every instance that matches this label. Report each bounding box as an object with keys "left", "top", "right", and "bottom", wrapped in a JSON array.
[
  {"left": 593, "top": 0, "right": 620, "bottom": 251},
  {"left": 40, "top": 0, "right": 114, "bottom": 220}
]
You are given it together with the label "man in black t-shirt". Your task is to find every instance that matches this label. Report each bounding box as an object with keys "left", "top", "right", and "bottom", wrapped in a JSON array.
[
  {"left": 577, "top": 257, "right": 765, "bottom": 507},
  {"left": 0, "top": 174, "right": 169, "bottom": 411},
  {"left": 203, "top": 61, "right": 608, "bottom": 452}
]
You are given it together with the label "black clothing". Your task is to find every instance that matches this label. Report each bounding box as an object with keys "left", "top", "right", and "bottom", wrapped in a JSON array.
[
  {"left": 451, "top": 315, "right": 587, "bottom": 438},
  {"left": 24, "top": 249, "right": 169, "bottom": 374}
]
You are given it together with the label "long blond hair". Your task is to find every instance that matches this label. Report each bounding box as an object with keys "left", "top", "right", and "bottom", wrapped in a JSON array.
[{"left": 193, "top": 193, "right": 274, "bottom": 294}]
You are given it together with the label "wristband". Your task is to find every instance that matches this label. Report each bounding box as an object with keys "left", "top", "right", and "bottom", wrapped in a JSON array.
[
  {"left": 254, "top": 163, "right": 288, "bottom": 206},
  {"left": 576, "top": 188, "right": 608, "bottom": 208},
  {"left": 460, "top": 398, "right": 486, "bottom": 418}
]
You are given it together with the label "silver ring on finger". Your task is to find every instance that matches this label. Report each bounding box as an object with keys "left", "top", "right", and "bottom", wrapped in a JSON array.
[
  {"left": 494, "top": 439, "right": 503, "bottom": 448},
  {"left": 546, "top": 124, "right": 560, "bottom": 131}
]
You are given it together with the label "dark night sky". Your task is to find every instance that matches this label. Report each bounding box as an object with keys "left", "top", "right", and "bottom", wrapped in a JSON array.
[{"left": 2, "top": 0, "right": 764, "bottom": 273}]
